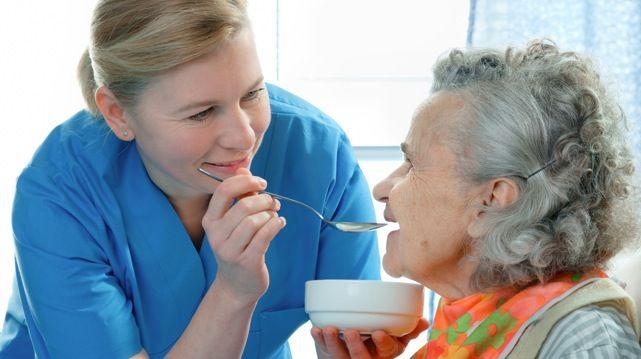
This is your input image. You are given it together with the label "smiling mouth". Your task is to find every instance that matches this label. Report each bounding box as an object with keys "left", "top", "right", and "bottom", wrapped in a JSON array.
[
  {"left": 208, "top": 157, "right": 248, "bottom": 167},
  {"left": 201, "top": 157, "right": 251, "bottom": 174}
]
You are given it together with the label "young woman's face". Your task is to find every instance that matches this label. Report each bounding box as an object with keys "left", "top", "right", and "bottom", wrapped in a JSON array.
[{"left": 128, "top": 29, "right": 270, "bottom": 200}]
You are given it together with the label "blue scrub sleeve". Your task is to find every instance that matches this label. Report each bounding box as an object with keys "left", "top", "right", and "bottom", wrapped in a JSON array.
[
  {"left": 315, "top": 137, "right": 381, "bottom": 280},
  {"left": 0, "top": 274, "right": 34, "bottom": 358},
  {"left": 12, "top": 167, "right": 142, "bottom": 358}
]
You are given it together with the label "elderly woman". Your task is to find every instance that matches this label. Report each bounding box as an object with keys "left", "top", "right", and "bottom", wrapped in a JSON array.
[{"left": 312, "top": 40, "right": 641, "bottom": 358}]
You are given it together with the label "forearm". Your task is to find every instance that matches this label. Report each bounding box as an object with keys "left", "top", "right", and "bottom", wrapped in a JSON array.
[{"left": 166, "top": 279, "right": 258, "bottom": 359}]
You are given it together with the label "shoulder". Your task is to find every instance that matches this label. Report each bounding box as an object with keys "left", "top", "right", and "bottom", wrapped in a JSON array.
[
  {"left": 266, "top": 83, "right": 349, "bottom": 146},
  {"left": 257, "top": 84, "right": 358, "bottom": 183},
  {"left": 19, "top": 110, "right": 128, "bottom": 186},
  {"left": 538, "top": 305, "right": 641, "bottom": 358},
  {"left": 14, "top": 111, "right": 128, "bottom": 239},
  {"left": 255, "top": 85, "right": 362, "bottom": 202},
  {"left": 28, "top": 110, "right": 124, "bottom": 172}
]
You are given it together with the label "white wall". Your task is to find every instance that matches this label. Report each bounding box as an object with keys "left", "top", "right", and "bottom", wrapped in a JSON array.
[{"left": 0, "top": 0, "right": 97, "bottom": 326}]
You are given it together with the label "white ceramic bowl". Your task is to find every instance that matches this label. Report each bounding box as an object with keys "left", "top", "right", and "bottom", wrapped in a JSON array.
[{"left": 305, "top": 280, "right": 424, "bottom": 336}]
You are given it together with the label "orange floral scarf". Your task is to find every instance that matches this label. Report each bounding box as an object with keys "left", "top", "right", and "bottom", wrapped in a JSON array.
[{"left": 412, "top": 271, "right": 607, "bottom": 359}]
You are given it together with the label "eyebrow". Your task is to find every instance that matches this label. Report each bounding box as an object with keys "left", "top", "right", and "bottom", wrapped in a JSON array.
[{"left": 174, "top": 76, "right": 265, "bottom": 115}]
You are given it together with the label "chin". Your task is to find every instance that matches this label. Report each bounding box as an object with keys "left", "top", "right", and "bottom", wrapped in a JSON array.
[{"left": 382, "top": 255, "right": 402, "bottom": 278}]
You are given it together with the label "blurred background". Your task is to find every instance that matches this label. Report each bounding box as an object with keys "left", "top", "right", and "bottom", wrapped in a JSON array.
[{"left": 1, "top": 1, "right": 639, "bottom": 357}]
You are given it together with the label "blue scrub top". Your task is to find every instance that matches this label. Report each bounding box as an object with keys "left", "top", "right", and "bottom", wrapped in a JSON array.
[{"left": 0, "top": 84, "right": 380, "bottom": 358}]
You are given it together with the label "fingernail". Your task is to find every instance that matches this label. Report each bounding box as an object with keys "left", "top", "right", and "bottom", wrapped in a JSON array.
[
  {"left": 274, "top": 198, "right": 281, "bottom": 210},
  {"left": 280, "top": 217, "right": 286, "bottom": 227},
  {"left": 259, "top": 179, "right": 267, "bottom": 188}
]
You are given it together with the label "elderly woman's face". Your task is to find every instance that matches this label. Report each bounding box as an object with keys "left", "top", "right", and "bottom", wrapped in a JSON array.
[{"left": 373, "top": 92, "right": 479, "bottom": 284}]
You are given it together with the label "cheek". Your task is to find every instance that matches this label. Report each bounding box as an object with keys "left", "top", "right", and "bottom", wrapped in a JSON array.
[
  {"left": 132, "top": 116, "right": 200, "bottom": 159},
  {"left": 162, "top": 131, "right": 211, "bottom": 161},
  {"left": 252, "top": 101, "right": 271, "bottom": 136},
  {"left": 397, "top": 228, "right": 428, "bottom": 263},
  {"left": 391, "top": 182, "right": 430, "bottom": 234},
  {"left": 393, "top": 184, "right": 441, "bottom": 265},
  {"left": 140, "top": 131, "right": 213, "bottom": 180}
]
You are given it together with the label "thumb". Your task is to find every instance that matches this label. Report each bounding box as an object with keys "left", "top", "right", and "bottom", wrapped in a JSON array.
[{"left": 235, "top": 167, "right": 260, "bottom": 200}]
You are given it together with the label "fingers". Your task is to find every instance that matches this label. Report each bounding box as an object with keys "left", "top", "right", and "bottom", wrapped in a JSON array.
[
  {"left": 369, "top": 331, "right": 400, "bottom": 357},
  {"left": 211, "top": 194, "right": 280, "bottom": 246},
  {"left": 311, "top": 327, "right": 330, "bottom": 356},
  {"left": 320, "top": 327, "right": 351, "bottom": 359},
  {"left": 225, "top": 194, "right": 280, "bottom": 229},
  {"left": 399, "top": 318, "right": 430, "bottom": 345},
  {"left": 221, "top": 210, "right": 274, "bottom": 254},
  {"left": 343, "top": 330, "right": 372, "bottom": 359},
  {"left": 244, "top": 215, "right": 286, "bottom": 261},
  {"left": 315, "top": 327, "right": 403, "bottom": 359},
  {"left": 205, "top": 169, "right": 268, "bottom": 221}
]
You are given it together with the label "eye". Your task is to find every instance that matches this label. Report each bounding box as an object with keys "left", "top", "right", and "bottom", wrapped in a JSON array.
[
  {"left": 188, "top": 107, "right": 215, "bottom": 122},
  {"left": 243, "top": 88, "right": 265, "bottom": 101}
]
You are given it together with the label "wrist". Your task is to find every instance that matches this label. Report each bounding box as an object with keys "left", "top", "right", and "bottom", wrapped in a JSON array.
[{"left": 209, "top": 277, "right": 261, "bottom": 311}]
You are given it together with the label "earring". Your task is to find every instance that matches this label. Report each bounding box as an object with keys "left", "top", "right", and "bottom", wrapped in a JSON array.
[{"left": 122, "top": 129, "right": 129, "bottom": 137}]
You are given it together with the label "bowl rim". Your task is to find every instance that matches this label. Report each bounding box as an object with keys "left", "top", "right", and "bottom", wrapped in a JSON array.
[
  {"left": 305, "top": 279, "right": 424, "bottom": 289},
  {"left": 307, "top": 310, "right": 422, "bottom": 317}
]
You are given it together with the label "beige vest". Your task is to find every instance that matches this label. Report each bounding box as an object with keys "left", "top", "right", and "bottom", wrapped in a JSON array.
[{"left": 507, "top": 278, "right": 640, "bottom": 358}]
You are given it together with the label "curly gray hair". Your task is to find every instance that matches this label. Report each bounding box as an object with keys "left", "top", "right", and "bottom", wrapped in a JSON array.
[{"left": 431, "top": 40, "right": 640, "bottom": 290}]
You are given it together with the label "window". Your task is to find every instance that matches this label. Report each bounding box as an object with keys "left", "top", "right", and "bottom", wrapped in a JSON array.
[{"left": 255, "top": 0, "right": 470, "bottom": 147}]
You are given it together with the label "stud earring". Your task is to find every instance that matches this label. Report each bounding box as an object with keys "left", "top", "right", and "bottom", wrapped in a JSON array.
[{"left": 122, "top": 129, "right": 129, "bottom": 137}]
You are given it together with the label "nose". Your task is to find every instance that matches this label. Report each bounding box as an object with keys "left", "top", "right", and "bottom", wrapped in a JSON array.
[
  {"left": 373, "top": 173, "right": 396, "bottom": 204},
  {"left": 373, "top": 163, "right": 407, "bottom": 204},
  {"left": 219, "top": 106, "right": 256, "bottom": 151}
]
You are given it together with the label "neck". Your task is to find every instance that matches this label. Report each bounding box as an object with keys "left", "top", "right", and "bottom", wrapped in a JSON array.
[
  {"left": 418, "top": 257, "right": 478, "bottom": 301},
  {"left": 168, "top": 194, "right": 210, "bottom": 249}
]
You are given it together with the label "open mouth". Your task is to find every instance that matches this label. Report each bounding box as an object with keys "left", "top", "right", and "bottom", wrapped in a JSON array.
[{"left": 383, "top": 208, "right": 398, "bottom": 223}]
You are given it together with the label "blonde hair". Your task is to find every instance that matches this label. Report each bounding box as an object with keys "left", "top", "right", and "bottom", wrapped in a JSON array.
[{"left": 78, "top": 0, "right": 249, "bottom": 115}]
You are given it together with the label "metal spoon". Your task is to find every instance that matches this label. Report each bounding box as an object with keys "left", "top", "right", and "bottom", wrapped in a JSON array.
[{"left": 197, "top": 167, "right": 387, "bottom": 233}]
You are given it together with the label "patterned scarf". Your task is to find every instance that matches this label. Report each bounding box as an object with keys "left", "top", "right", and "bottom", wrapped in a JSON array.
[{"left": 411, "top": 271, "right": 607, "bottom": 359}]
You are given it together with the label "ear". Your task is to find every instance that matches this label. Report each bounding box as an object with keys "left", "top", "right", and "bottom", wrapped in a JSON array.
[
  {"left": 95, "top": 85, "right": 135, "bottom": 141},
  {"left": 488, "top": 177, "right": 520, "bottom": 208},
  {"left": 467, "top": 177, "right": 520, "bottom": 237}
]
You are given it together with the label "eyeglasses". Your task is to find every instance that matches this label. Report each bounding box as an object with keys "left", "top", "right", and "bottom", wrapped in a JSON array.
[{"left": 513, "top": 159, "right": 557, "bottom": 181}]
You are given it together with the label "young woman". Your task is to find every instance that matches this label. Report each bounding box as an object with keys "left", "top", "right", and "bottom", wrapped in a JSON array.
[{"left": 0, "top": 1, "right": 380, "bottom": 358}]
